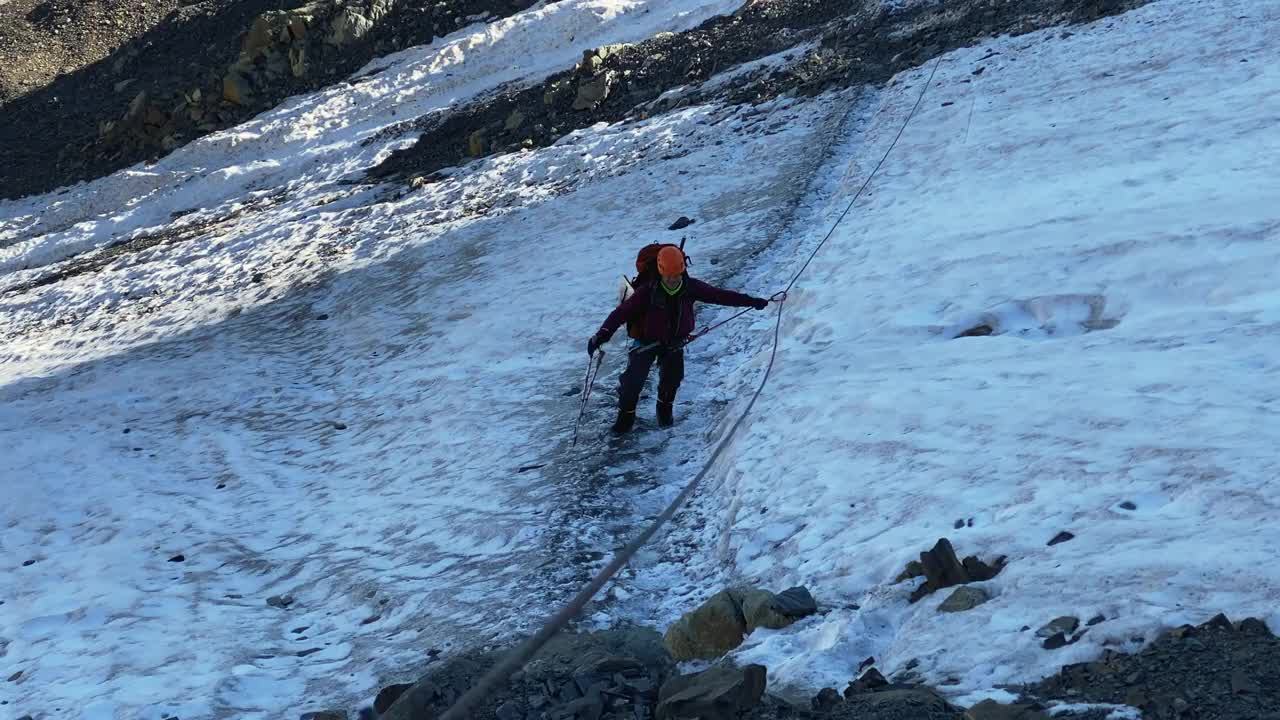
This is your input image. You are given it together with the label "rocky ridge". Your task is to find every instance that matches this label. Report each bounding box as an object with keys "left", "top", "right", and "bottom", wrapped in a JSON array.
[
  {"left": 367, "top": 0, "right": 1149, "bottom": 184},
  {"left": 0, "top": 0, "right": 538, "bottom": 200}
]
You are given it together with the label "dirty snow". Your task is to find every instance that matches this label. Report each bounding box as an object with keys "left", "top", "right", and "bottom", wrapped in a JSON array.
[
  {"left": 4, "top": 0, "right": 1280, "bottom": 718},
  {"left": 609, "top": 0, "right": 1280, "bottom": 704},
  {"left": 0, "top": 1, "right": 854, "bottom": 717}
]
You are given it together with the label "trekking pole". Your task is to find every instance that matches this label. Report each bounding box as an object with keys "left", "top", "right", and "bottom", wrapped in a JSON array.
[{"left": 571, "top": 349, "right": 605, "bottom": 447}]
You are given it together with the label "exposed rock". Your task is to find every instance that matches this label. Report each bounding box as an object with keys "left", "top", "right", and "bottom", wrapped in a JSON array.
[
  {"left": 1025, "top": 613, "right": 1280, "bottom": 719},
  {"left": 844, "top": 668, "right": 888, "bottom": 696},
  {"left": 1047, "top": 531, "right": 1074, "bottom": 546},
  {"left": 374, "top": 682, "right": 413, "bottom": 713},
  {"left": 938, "top": 586, "right": 990, "bottom": 613},
  {"left": 771, "top": 586, "right": 818, "bottom": 618},
  {"left": 1036, "top": 616, "right": 1080, "bottom": 639},
  {"left": 961, "top": 555, "right": 1003, "bottom": 582},
  {"left": 665, "top": 586, "right": 816, "bottom": 661},
  {"left": 668, "top": 216, "right": 695, "bottom": 231},
  {"left": 222, "top": 71, "right": 254, "bottom": 106},
  {"left": 1238, "top": 617, "right": 1272, "bottom": 635},
  {"left": 544, "top": 78, "right": 574, "bottom": 106},
  {"left": 1230, "top": 668, "right": 1259, "bottom": 695},
  {"left": 573, "top": 71, "right": 615, "bottom": 111},
  {"left": 741, "top": 589, "right": 792, "bottom": 632},
  {"left": 895, "top": 560, "right": 925, "bottom": 583},
  {"left": 504, "top": 109, "right": 526, "bottom": 131},
  {"left": 956, "top": 324, "right": 994, "bottom": 338},
  {"left": 467, "top": 129, "right": 489, "bottom": 157},
  {"left": 812, "top": 687, "right": 843, "bottom": 711},
  {"left": 917, "top": 538, "right": 969, "bottom": 595},
  {"left": 663, "top": 589, "right": 746, "bottom": 661},
  {"left": 1041, "top": 632, "right": 1074, "bottom": 650},
  {"left": 382, "top": 627, "right": 672, "bottom": 720},
  {"left": 834, "top": 687, "right": 963, "bottom": 719},
  {"left": 300, "top": 711, "right": 347, "bottom": 720},
  {"left": 657, "top": 664, "right": 767, "bottom": 720},
  {"left": 740, "top": 586, "right": 817, "bottom": 632},
  {"left": 266, "top": 594, "right": 294, "bottom": 608},
  {"left": 910, "top": 538, "right": 1005, "bottom": 602},
  {"left": 963, "top": 699, "right": 1049, "bottom": 720},
  {"left": 1203, "top": 612, "right": 1233, "bottom": 631},
  {"left": 370, "top": 0, "right": 1153, "bottom": 201},
  {"left": 328, "top": 7, "right": 375, "bottom": 46},
  {"left": 2, "top": 0, "right": 549, "bottom": 200}
]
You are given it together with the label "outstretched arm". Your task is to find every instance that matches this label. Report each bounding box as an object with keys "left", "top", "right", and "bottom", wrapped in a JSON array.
[{"left": 688, "top": 278, "right": 767, "bottom": 308}]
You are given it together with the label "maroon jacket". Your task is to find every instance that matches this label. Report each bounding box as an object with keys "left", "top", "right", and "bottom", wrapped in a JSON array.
[{"left": 596, "top": 276, "right": 762, "bottom": 346}]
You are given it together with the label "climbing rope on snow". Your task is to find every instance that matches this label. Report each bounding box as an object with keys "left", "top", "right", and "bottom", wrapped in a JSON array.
[{"left": 437, "top": 55, "right": 944, "bottom": 720}]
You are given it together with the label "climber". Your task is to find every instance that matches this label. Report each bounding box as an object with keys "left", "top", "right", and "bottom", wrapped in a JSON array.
[{"left": 587, "top": 245, "right": 769, "bottom": 433}]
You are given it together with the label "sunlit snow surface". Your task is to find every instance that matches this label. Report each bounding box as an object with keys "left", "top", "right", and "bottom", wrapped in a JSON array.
[
  {"left": 609, "top": 0, "right": 1280, "bottom": 705},
  {"left": 3, "top": 0, "right": 1279, "bottom": 718}
]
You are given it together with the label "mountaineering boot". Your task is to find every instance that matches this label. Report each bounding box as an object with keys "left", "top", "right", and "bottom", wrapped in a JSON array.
[
  {"left": 657, "top": 399, "right": 674, "bottom": 428},
  {"left": 611, "top": 408, "right": 636, "bottom": 434}
]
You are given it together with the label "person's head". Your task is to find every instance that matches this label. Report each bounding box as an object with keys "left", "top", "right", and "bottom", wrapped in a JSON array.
[{"left": 657, "top": 246, "right": 685, "bottom": 287}]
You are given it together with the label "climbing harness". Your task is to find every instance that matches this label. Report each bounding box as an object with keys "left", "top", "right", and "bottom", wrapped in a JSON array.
[{"left": 441, "top": 55, "right": 944, "bottom": 720}]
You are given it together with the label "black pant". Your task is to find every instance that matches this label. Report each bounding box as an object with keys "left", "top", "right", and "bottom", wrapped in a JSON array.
[{"left": 617, "top": 344, "right": 684, "bottom": 411}]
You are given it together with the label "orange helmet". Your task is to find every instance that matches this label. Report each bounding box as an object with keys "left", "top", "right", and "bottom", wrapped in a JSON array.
[{"left": 657, "top": 246, "right": 686, "bottom": 276}]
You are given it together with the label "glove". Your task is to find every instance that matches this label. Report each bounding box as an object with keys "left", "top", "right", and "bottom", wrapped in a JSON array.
[
  {"left": 587, "top": 334, "right": 601, "bottom": 356},
  {"left": 750, "top": 297, "right": 769, "bottom": 310}
]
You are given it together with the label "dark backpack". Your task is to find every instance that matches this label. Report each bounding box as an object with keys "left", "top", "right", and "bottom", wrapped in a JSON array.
[{"left": 622, "top": 242, "right": 689, "bottom": 340}]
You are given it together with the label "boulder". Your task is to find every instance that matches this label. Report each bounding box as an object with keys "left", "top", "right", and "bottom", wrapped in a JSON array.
[
  {"left": 812, "top": 687, "right": 843, "bottom": 711},
  {"left": 741, "top": 589, "right": 792, "bottom": 631},
  {"left": 1237, "top": 617, "right": 1272, "bottom": 636},
  {"left": 938, "top": 586, "right": 990, "bottom": 613},
  {"left": 656, "top": 665, "right": 766, "bottom": 720},
  {"left": 328, "top": 7, "right": 374, "bottom": 46},
  {"left": 243, "top": 13, "right": 290, "bottom": 60},
  {"left": 770, "top": 586, "right": 818, "bottom": 618},
  {"left": 664, "top": 586, "right": 816, "bottom": 661},
  {"left": 663, "top": 589, "right": 746, "bottom": 661},
  {"left": 909, "top": 538, "right": 1005, "bottom": 602},
  {"left": 842, "top": 687, "right": 962, "bottom": 719},
  {"left": 223, "top": 71, "right": 254, "bottom": 105},
  {"left": 374, "top": 683, "right": 413, "bottom": 714},
  {"left": 467, "top": 129, "right": 489, "bottom": 157},
  {"left": 573, "top": 71, "right": 614, "bottom": 110},
  {"left": 544, "top": 78, "right": 574, "bottom": 107},
  {"left": 895, "top": 560, "right": 925, "bottom": 583},
  {"left": 844, "top": 668, "right": 888, "bottom": 696},
  {"left": 964, "top": 699, "right": 1050, "bottom": 720},
  {"left": 1036, "top": 616, "right": 1080, "bottom": 639},
  {"left": 290, "top": 45, "right": 309, "bottom": 78}
]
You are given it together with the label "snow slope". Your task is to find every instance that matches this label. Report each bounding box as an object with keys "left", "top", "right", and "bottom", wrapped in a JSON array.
[
  {"left": 607, "top": 0, "right": 1280, "bottom": 704},
  {"left": 3, "top": 0, "right": 1279, "bottom": 718},
  {"left": 1, "top": 1, "right": 857, "bottom": 717},
  {"left": 0, "top": 0, "right": 741, "bottom": 285}
]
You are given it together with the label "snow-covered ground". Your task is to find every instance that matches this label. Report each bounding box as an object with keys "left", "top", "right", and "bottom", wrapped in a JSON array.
[
  {"left": 1, "top": 0, "right": 845, "bottom": 717},
  {"left": 609, "top": 0, "right": 1280, "bottom": 704},
  {"left": 3, "top": 0, "right": 1280, "bottom": 718}
]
